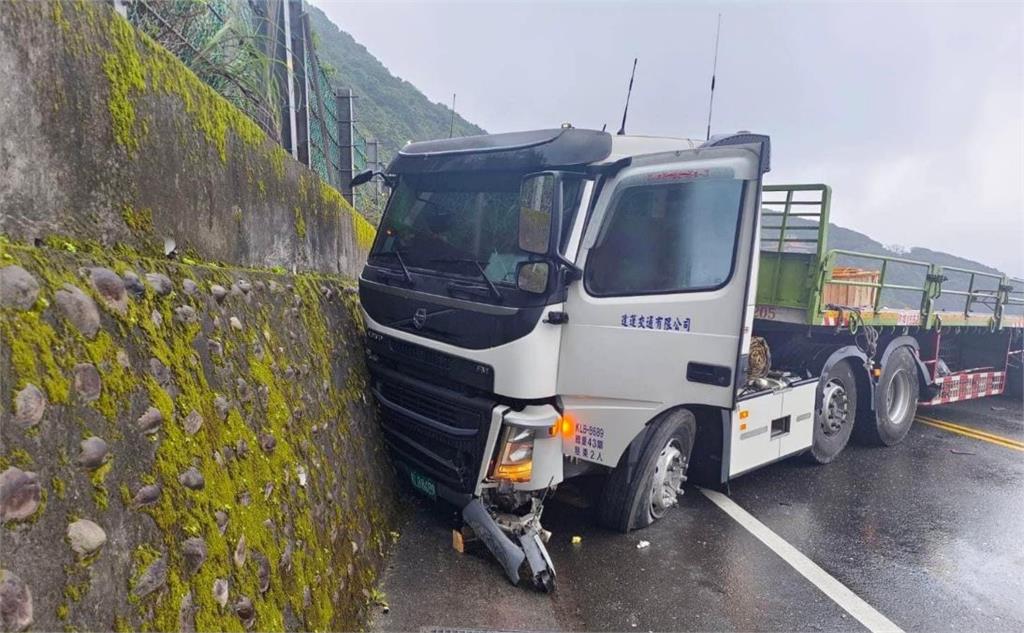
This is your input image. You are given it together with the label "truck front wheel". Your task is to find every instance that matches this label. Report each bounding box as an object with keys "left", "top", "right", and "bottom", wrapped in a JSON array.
[
  {"left": 806, "top": 359, "right": 858, "bottom": 464},
  {"left": 856, "top": 346, "right": 919, "bottom": 446},
  {"left": 598, "top": 410, "right": 695, "bottom": 533}
]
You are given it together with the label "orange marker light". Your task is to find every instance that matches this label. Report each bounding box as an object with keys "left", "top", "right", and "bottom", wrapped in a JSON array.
[
  {"left": 873, "top": 367, "right": 882, "bottom": 378},
  {"left": 559, "top": 414, "right": 576, "bottom": 438},
  {"left": 740, "top": 423, "right": 748, "bottom": 431},
  {"left": 739, "top": 409, "right": 750, "bottom": 420}
]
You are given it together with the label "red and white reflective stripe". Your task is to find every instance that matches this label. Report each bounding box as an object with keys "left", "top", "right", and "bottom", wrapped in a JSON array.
[{"left": 920, "top": 370, "right": 1005, "bottom": 406}]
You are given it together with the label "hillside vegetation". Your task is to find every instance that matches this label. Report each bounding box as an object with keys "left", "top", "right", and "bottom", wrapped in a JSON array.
[
  {"left": 308, "top": 4, "right": 484, "bottom": 163},
  {"left": 306, "top": 5, "right": 1015, "bottom": 309}
]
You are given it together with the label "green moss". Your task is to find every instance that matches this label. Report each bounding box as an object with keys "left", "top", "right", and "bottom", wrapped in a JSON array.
[
  {"left": 57, "top": 603, "right": 69, "bottom": 620},
  {"left": 1, "top": 310, "right": 70, "bottom": 404},
  {"left": 64, "top": 578, "right": 89, "bottom": 603},
  {"left": 113, "top": 615, "right": 132, "bottom": 633},
  {"left": 294, "top": 205, "right": 306, "bottom": 238},
  {"left": 0, "top": 240, "right": 395, "bottom": 631},
  {"left": 52, "top": 476, "right": 67, "bottom": 500},
  {"left": 5, "top": 448, "right": 33, "bottom": 469},
  {"left": 51, "top": 0, "right": 71, "bottom": 33},
  {"left": 121, "top": 205, "right": 153, "bottom": 234},
  {"left": 102, "top": 15, "right": 146, "bottom": 151},
  {"left": 90, "top": 459, "right": 113, "bottom": 510}
]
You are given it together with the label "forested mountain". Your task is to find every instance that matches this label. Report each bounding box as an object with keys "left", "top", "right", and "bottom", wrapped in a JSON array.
[
  {"left": 307, "top": 4, "right": 485, "bottom": 163},
  {"left": 306, "top": 5, "right": 1016, "bottom": 310}
]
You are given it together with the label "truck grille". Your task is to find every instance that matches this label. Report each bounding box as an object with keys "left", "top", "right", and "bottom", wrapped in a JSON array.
[{"left": 370, "top": 364, "right": 494, "bottom": 494}]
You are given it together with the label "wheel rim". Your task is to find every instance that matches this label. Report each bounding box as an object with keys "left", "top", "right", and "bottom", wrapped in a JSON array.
[
  {"left": 886, "top": 368, "right": 913, "bottom": 423},
  {"left": 649, "top": 440, "right": 685, "bottom": 519},
  {"left": 820, "top": 379, "right": 850, "bottom": 437}
]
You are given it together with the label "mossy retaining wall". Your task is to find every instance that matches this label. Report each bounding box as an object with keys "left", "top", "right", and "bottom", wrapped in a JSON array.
[
  {"left": 0, "top": 1, "right": 376, "bottom": 277},
  {"left": 0, "top": 241, "right": 398, "bottom": 631}
]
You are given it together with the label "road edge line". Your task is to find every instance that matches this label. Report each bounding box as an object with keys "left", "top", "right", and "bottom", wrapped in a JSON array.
[
  {"left": 700, "top": 488, "right": 903, "bottom": 633},
  {"left": 916, "top": 416, "right": 1024, "bottom": 449}
]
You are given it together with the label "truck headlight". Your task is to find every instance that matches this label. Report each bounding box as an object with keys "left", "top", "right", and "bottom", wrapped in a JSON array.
[{"left": 493, "top": 426, "right": 534, "bottom": 482}]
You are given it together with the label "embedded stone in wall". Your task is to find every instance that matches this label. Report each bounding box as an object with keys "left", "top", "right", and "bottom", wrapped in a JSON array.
[
  {"left": 212, "top": 578, "right": 228, "bottom": 608},
  {"left": 0, "top": 266, "right": 39, "bottom": 310},
  {"left": 88, "top": 267, "right": 127, "bottom": 314},
  {"left": 67, "top": 519, "right": 107, "bottom": 557},
  {"left": 149, "top": 358, "right": 171, "bottom": 387},
  {"left": 215, "top": 510, "right": 229, "bottom": 534},
  {"left": 122, "top": 270, "right": 145, "bottom": 298},
  {"left": 253, "top": 551, "right": 270, "bottom": 594},
  {"left": 174, "top": 305, "right": 197, "bottom": 324},
  {"left": 0, "top": 569, "right": 33, "bottom": 632},
  {"left": 13, "top": 385, "right": 46, "bottom": 427},
  {"left": 178, "top": 467, "right": 204, "bottom": 490},
  {"left": 178, "top": 591, "right": 196, "bottom": 633},
  {"left": 181, "top": 538, "right": 207, "bottom": 577},
  {"left": 213, "top": 395, "right": 230, "bottom": 420},
  {"left": 54, "top": 284, "right": 100, "bottom": 339},
  {"left": 73, "top": 363, "right": 101, "bottom": 402},
  {"left": 234, "top": 596, "right": 255, "bottom": 629},
  {"left": 136, "top": 407, "right": 163, "bottom": 435},
  {"left": 75, "top": 437, "right": 109, "bottom": 470},
  {"left": 132, "top": 484, "right": 161, "bottom": 507},
  {"left": 182, "top": 410, "right": 203, "bottom": 435},
  {"left": 133, "top": 556, "right": 167, "bottom": 598},
  {"left": 145, "top": 273, "right": 172, "bottom": 296},
  {"left": 0, "top": 468, "right": 40, "bottom": 523}
]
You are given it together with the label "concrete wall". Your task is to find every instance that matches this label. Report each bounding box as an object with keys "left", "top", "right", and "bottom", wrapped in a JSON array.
[
  {"left": 0, "top": 3, "right": 398, "bottom": 631},
  {"left": 0, "top": 245, "right": 397, "bottom": 632},
  {"left": 0, "top": 1, "right": 376, "bottom": 278}
]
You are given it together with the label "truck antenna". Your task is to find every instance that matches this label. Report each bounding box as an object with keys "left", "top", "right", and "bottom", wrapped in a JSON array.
[
  {"left": 616, "top": 58, "right": 638, "bottom": 136},
  {"left": 705, "top": 14, "right": 722, "bottom": 141},
  {"left": 449, "top": 93, "right": 456, "bottom": 138}
]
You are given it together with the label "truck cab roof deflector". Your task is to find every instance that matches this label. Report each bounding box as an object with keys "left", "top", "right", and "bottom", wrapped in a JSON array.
[{"left": 389, "top": 128, "right": 613, "bottom": 174}]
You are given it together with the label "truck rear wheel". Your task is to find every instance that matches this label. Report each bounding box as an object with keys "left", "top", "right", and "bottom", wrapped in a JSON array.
[
  {"left": 806, "top": 360, "right": 858, "bottom": 464},
  {"left": 856, "top": 346, "right": 919, "bottom": 446},
  {"left": 598, "top": 410, "right": 695, "bottom": 533}
]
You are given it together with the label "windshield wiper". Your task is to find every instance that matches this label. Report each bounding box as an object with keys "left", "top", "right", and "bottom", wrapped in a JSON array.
[
  {"left": 429, "top": 257, "right": 503, "bottom": 302},
  {"left": 370, "top": 250, "right": 414, "bottom": 286}
]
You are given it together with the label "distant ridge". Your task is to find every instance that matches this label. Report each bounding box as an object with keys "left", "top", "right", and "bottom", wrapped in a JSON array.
[
  {"left": 307, "top": 5, "right": 1016, "bottom": 302},
  {"left": 307, "top": 4, "right": 485, "bottom": 163}
]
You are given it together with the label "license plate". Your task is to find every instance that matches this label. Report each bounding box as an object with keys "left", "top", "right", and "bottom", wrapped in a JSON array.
[{"left": 410, "top": 471, "right": 436, "bottom": 499}]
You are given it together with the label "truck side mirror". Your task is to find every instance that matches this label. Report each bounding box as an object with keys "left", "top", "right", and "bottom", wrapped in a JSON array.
[
  {"left": 516, "top": 261, "right": 550, "bottom": 294},
  {"left": 518, "top": 173, "right": 557, "bottom": 255},
  {"left": 351, "top": 169, "right": 375, "bottom": 187}
]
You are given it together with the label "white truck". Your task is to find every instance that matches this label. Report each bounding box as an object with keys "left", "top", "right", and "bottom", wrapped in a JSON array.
[{"left": 354, "top": 128, "right": 1024, "bottom": 591}]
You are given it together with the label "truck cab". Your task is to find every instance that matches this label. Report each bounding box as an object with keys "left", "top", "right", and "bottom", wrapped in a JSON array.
[{"left": 358, "top": 127, "right": 774, "bottom": 589}]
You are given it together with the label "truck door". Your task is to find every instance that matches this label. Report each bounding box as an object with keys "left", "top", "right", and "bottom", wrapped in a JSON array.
[{"left": 557, "top": 139, "right": 768, "bottom": 464}]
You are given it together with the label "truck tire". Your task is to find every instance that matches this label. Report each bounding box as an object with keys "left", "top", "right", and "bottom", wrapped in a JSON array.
[
  {"left": 806, "top": 359, "right": 858, "bottom": 464},
  {"left": 598, "top": 410, "right": 695, "bottom": 533},
  {"left": 855, "top": 346, "right": 919, "bottom": 446}
]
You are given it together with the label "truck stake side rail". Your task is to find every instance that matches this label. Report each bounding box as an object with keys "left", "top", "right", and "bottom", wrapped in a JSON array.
[{"left": 756, "top": 184, "right": 1024, "bottom": 331}]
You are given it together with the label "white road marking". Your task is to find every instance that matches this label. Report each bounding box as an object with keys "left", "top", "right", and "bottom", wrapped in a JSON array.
[{"left": 701, "top": 488, "right": 903, "bottom": 633}]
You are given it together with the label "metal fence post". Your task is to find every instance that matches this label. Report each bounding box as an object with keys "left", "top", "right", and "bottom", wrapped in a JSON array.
[{"left": 336, "top": 89, "right": 354, "bottom": 205}]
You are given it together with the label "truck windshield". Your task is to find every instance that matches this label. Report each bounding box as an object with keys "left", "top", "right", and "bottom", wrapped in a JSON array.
[{"left": 371, "top": 171, "right": 530, "bottom": 285}]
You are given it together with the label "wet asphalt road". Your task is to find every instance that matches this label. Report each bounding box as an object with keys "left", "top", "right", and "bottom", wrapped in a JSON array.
[{"left": 370, "top": 394, "right": 1024, "bottom": 632}]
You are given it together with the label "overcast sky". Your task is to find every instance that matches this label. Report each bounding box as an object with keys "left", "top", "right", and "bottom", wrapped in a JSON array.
[{"left": 314, "top": 1, "right": 1023, "bottom": 276}]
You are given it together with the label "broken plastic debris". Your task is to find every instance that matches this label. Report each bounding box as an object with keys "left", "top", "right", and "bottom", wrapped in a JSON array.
[
  {"left": 571, "top": 535, "right": 582, "bottom": 545},
  {"left": 636, "top": 540, "right": 650, "bottom": 549}
]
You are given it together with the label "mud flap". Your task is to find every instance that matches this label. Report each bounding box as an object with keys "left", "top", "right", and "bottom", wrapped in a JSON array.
[{"left": 461, "top": 498, "right": 525, "bottom": 585}]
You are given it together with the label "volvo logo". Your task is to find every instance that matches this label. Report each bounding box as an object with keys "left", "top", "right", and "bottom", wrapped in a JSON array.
[{"left": 412, "top": 308, "right": 428, "bottom": 330}]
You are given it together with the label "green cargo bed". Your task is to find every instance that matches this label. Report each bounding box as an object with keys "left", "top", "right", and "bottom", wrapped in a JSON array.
[{"left": 755, "top": 184, "right": 1024, "bottom": 330}]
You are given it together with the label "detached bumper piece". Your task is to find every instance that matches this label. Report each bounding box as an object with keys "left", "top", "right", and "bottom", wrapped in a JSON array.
[{"left": 461, "top": 499, "right": 557, "bottom": 592}]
